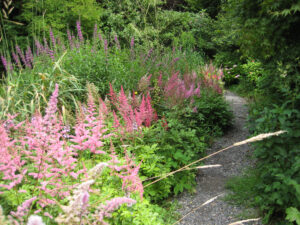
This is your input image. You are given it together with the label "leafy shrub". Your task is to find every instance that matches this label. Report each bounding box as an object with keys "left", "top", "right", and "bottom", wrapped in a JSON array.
[
  {"left": 248, "top": 101, "right": 300, "bottom": 224},
  {"left": 192, "top": 90, "right": 233, "bottom": 137},
  {"left": 222, "top": 64, "right": 242, "bottom": 86},
  {"left": 241, "top": 59, "right": 263, "bottom": 85}
]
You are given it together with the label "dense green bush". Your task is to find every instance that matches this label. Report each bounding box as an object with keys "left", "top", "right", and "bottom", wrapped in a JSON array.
[{"left": 248, "top": 101, "right": 300, "bottom": 224}]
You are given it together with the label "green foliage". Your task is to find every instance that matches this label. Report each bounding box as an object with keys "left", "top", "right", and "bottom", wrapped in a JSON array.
[
  {"left": 286, "top": 207, "right": 300, "bottom": 225},
  {"left": 20, "top": 0, "right": 102, "bottom": 39},
  {"left": 247, "top": 101, "right": 300, "bottom": 224},
  {"left": 225, "top": 170, "right": 260, "bottom": 209},
  {"left": 241, "top": 59, "right": 263, "bottom": 85},
  {"left": 114, "top": 198, "right": 176, "bottom": 224},
  {"left": 222, "top": 65, "right": 241, "bottom": 86},
  {"left": 184, "top": 0, "right": 222, "bottom": 18},
  {"left": 191, "top": 90, "right": 233, "bottom": 137},
  {"left": 127, "top": 119, "right": 205, "bottom": 202}
]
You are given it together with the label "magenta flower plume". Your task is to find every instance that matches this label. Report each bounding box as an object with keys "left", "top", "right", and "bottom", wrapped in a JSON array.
[
  {"left": 71, "top": 91, "right": 111, "bottom": 154},
  {"left": 104, "top": 39, "right": 108, "bottom": 54},
  {"left": 1, "top": 55, "right": 8, "bottom": 71},
  {"left": 144, "top": 48, "right": 153, "bottom": 62},
  {"left": 49, "top": 28, "right": 56, "bottom": 48},
  {"left": 16, "top": 45, "right": 27, "bottom": 66},
  {"left": 35, "top": 39, "right": 44, "bottom": 56},
  {"left": 67, "top": 29, "right": 74, "bottom": 49},
  {"left": 114, "top": 35, "right": 120, "bottom": 49},
  {"left": 25, "top": 46, "right": 33, "bottom": 68},
  {"left": 12, "top": 52, "right": 22, "bottom": 68},
  {"left": 0, "top": 123, "right": 26, "bottom": 190},
  {"left": 108, "top": 83, "right": 117, "bottom": 104},
  {"left": 115, "top": 151, "right": 144, "bottom": 199},
  {"left": 112, "top": 111, "right": 120, "bottom": 129},
  {"left": 44, "top": 84, "right": 59, "bottom": 120},
  {"left": 93, "top": 23, "right": 98, "bottom": 41},
  {"left": 76, "top": 20, "right": 84, "bottom": 43}
]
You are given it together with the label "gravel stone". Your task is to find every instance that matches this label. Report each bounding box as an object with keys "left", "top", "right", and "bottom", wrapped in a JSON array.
[{"left": 174, "top": 91, "right": 262, "bottom": 225}]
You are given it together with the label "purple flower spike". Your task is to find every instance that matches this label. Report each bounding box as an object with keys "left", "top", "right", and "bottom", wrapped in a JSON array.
[
  {"left": 16, "top": 45, "right": 26, "bottom": 65},
  {"left": 43, "top": 37, "right": 50, "bottom": 53},
  {"left": 114, "top": 35, "right": 120, "bottom": 49},
  {"left": 12, "top": 52, "right": 22, "bottom": 68},
  {"left": 144, "top": 48, "right": 153, "bottom": 62},
  {"left": 173, "top": 57, "right": 180, "bottom": 63},
  {"left": 35, "top": 39, "right": 44, "bottom": 55},
  {"left": 76, "top": 20, "right": 84, "bottom": 43},
  {"left": 48, "top": 49, "right": 55, "bottom": 61},
  {"left": 93, "top": 23, "right": 98, "bottom": 41},
  {"left": 67, "top": 29, "right": 74, "bottom": 49},
  {"left": 104, "top": 39, "right": 108, "bottom": 53},
  {"left": 49, "top": 28, "right": 56, "bottom": 48},
  {"left": 1, "top": 55, "right": 8, "bottom": 71},
  {"left": 25, "top": 46, "right": 33, "bottom": 68}
]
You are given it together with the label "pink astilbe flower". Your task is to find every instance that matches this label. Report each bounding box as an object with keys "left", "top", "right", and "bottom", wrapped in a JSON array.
[
  {"left": 71, "top": 91, "right": 112, "bottom": 154},
  {"left": 108, "top": 142, "right": 127, "bottom": 172},
  {"left": 118, "top": 86, "right": 131, "bottom": 114},
  {"left": 96, "top": 197, "right": 136, "bottom": 225},
  {"left": 10, "top": 197, "right": 37, "bottom": 222},
  {"left": 108, "top": 83, "right": 117, "bottom": 105},
  {"left": 98, "top": 97, "right": 109, "bottom": 118},
  {"left": 19, "top": 84, "right": 81, "bottom": 208},
  {"left": 109, "top": 85, "right": 156, "bottom": 133},
  {"left": 162, "top": 71, "right": 203, "bottom": 106},
  {"left": 0, "top": 123, "right": 26, "bottom": 191},
  {"left": 112, "top": 111, "right": 120, "bottom": 129},
  {"left": 115, "top": 151, "right": 144, "bottom": 200}
]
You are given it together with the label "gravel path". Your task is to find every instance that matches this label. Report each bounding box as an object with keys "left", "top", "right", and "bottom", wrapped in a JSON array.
[{"left": 175, "top": 91, "right": 261, "bottom": 225}]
